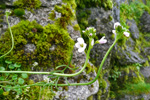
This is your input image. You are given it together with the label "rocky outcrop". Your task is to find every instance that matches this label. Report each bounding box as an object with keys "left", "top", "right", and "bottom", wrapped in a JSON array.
[
  {"left": 0, "top": 0, "right": 99, "bottom": 99},
  {"left": 139, "top": 11, "right": 150, "bottom": 33}
]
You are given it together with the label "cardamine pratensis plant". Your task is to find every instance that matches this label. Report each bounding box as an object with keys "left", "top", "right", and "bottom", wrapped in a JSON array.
[{"left": 0, "top": 10, "right": 130, "bottom": 92}]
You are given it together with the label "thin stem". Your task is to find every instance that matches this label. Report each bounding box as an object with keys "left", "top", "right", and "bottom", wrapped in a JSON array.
[
  {"left": 0, "top": 38, "right": 93, "bottom": 77},
  {"left": 0, "top": 39, "right": 117, "bottom": 89},
  {"left": 0, "top": 15, "right": 14, "bottom": 59}
]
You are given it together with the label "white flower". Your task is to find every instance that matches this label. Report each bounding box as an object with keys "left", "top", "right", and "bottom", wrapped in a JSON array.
[
  {"left": 112, "top": 30, "right": 116, "bottom": 35},
  {"left": 43, "top": 75, "right": 49, "bottom": 83},
  {"left": 33, "top": 62, "right": 38, "bottom": 67},
  {"left": 75, "top": 38, "right": 87, "bottom": 52},
  {"left": 98, "top": 36, "right": 107, "bottom": 44},
  {"left": 82, "top": 30, "right": 85, "bottom": 33},
  {"left": 114, "top": 22, "right": 121, "bottom": 29},
  {"left": 5, "top": 9, "right": 11, "bottom": 14},
  {"left": 123, "top": 32, "right": 130, "bottom": 37},
  {"left": 91, "top": 39, "right": 94, "bottom": 46}
]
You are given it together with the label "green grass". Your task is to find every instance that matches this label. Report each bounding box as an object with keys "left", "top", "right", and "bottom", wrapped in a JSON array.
[{"left": 122, "top": 82, "right": 150, "bottom": 95}]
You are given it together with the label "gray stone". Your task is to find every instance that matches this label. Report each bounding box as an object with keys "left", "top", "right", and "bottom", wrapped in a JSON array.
[
  {"left": 0, "top": 0, "right": 99, "bottom": 100},
  {"left": 86, "top": 7, "right": 113, "bottom": 68},
  {"left": 139, "top": 11, "right": 150, "bottom": 33},
  {"left": 24, "top": 44, "right": 36, "bottom": 54},
  {"left": 112, "top": 39, "right": 145, "bottom": 65},
  {"left": 127, "top": 20, "right": 140, "bottom": 39},
  {"left": 140, "top": 67, "right": 150, "bottom": 78}
]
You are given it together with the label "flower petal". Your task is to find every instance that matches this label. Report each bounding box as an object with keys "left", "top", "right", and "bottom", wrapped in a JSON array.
[
  {"left": 75, "top": 42, "right": 81, "bottom": 48},
  {"left": 99, "top": 36, "right": 107, "bottom": 44},
  {"left": 91, "top": 39, "right": 94, "bottom": 46},
  {"left": 123, "top": 32, "right": 130, "bottom": 37},
  {"left": 77, "top": 38, "right": 84, "bottom": 43},
  {"left": 114, "top": 22, "right": 121, "bottom": 29},
  {"left": 78, "top": 48, "right": 85, "bottom": 52},
  {"left": 112, "top": 30, "right": 116, "bottom": 35}
]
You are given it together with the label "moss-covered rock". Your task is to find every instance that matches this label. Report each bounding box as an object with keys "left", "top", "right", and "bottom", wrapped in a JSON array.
[
  {"left": 0, "top": 20, "right": 74, "bottom": 70},
  {"left": 13, "top": 0, "right": 41, "bottom": 11}
]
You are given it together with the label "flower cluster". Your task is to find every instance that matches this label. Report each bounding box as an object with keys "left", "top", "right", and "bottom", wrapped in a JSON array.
[
  {"left": 82, "top": 27, "right": 96, "bottom": 38},
  {"left": 112, "top": 22, "right": 130, "bottom": 38},
  {"left": 75, "top": 27, "right": 107, "bottom": 53}
]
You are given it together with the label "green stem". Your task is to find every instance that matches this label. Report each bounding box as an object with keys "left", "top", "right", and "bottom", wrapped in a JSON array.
[
  {"left": 0, "top": 15, "right": 14, "bottom": 59},
  {"left": 0, "top": 39, "right": 117, "bottom": 89},
  {"left": 0, "top": 38, "right": 93, "bottom": 77}
]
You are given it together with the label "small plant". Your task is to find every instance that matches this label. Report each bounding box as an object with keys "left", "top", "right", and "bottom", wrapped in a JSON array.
[
  {"left": 134, "top": 63, "right": 142, "bottom": 72},
  {"left": 109, "top": 70, "right": 121, "bottom": 81},
  {"left": 0, "top": 60, "right": 28, "bottom": 96},
  {"left": 122, "top": 82, "right": 150, "bottom": 95}
]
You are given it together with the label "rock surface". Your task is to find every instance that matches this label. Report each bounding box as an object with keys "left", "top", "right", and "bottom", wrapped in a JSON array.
[
  {"left": 0, "top": 0, "right": 99, "bottom": 99},
  {"left": 139, "top": 11, "right": 150, "bottom": 33}
]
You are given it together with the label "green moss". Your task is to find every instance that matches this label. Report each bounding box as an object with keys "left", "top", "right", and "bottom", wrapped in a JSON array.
[
  {"left": 147, "top": 56, "right": 150, "bottom": 61},
  {"left": 73, "top": 24, "right": 80, "bottom": 31},
  {"left": 87, "top": 96, "right": 93, "bottom": 100},
  {"left": 14, "top": 8, "right": 25, "bottom": 17},
  {"left": 52, "top": 3, "right": 75, "bottom": 29},
  {"left": 0, "top": 4, "right": 6, "bottom": 9},
  {"left": 143, "top": 60, "right": 149, "bottom": 67},
  {"left": 49, "top": 10, "right": 55, "bottom": 21},
  {"left": 0, "top": 20, "right": 74, "bottom": 70},
  {"left": 109, "top": 64, "right": 145, "bottom": 98},
  {"left": 13, "top": 0, "right": 41, "bottom": 11},
  {"left": 27, "top": 80, "right": 55, "bottom": 99},
  {"left": 97, "top": 90, "right": 102, "bottom": 100},
  {"left": 0, "top": 11, "right": 4, "bottom": 23},
  {"left": 75, "top": 0, "right": 112, "bottom": 10},
  {"left": 62, "top": 0, "right": 77, "bottom": 9},
  {"left": 85, "top": 63, "right": 96, "bottom": 74}
]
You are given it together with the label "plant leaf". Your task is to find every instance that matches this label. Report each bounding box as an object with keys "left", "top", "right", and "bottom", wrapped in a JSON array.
[
  {"left": 18, "top": 78, "right": 24, "bottom": 84},
  {"left": 0, "top": 76, "right": 4, "bottom": 81},
  {"left": 12, "top": 74, "right": 18, "bottom": 80},
  {"left": 5, "top": 60, "right": 12, "bottom": 64},
  {"left": 0, "top": 89, "right": 3, "bottom": 95},
  {"left": 0, "top": 67, "right": 5, "bottom": 71},
  {"left": 14, "top": 63, "right": 21, "bottom": 68},
  {"left": 21, "top": 73, "right": 28, "bottom": 79},
  {"left": 9, "top": 64, "right": 15, "bottom": 69}
]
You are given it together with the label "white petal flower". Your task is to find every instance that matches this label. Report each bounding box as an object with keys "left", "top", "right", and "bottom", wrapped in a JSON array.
[
  {"left": 82, "top": 30, "right": 85, "bottom": 33},
  {"left": 98, "top": 36, "right": 107, "bottom": 44},
  {"left": 123, "top": 32, "right": 130, "bottom": 37},
  {"left": 112, "top": 30, "right": 116, "bottom": 35},
  {"left": 114, "top": 22, "right": 121, "bottom": 29},
  {"left": 33, "top": 62, "right": 38, "bottom": 67},
  {"left": 43, "top": 75, "right": 49, "bottom": 83},
  {"left": 91, "top": 39, "right": 94, "bottom": 46},
  {"left": 75, "top": 38, "right": 87, "bottom": 53}
]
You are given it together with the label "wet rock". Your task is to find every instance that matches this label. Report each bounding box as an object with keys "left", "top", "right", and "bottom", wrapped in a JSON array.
[
  {"left": 127, "top": 20, "right": 140, "bottom": 39},
  {"left": 113, "top": 0, "right": 121, "bottom": 22},
  {"left": 112, "top": 39, "right": 145, "bottom": 65},
  {"left": 87, "top": 7, "right": 113, "bottom": 68},
  {"left": 139, "top": 11, "right": 150, "bottom": 33}
]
